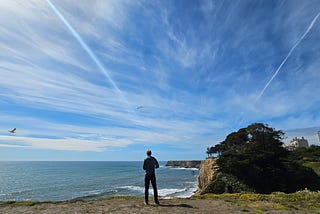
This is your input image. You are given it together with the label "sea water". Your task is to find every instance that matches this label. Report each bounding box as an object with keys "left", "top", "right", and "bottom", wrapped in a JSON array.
[{"left": 0, "top": 161, "right": 199, "bottom": 202}]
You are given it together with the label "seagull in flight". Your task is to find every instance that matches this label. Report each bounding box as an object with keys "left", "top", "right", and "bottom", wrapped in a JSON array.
[
  {"left": 9, "top": 128, "right": 16, "bottom": 133},
  {"left": 136, "top": 106, "right": 144, "bottom": 110}
]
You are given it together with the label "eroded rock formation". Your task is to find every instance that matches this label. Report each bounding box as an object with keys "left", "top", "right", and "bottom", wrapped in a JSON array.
[{"left": 196, "top": 157, "right": 219, "bottom": 195}]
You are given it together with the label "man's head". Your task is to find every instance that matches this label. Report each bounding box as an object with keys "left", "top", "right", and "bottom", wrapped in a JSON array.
[{"left": 146, "top": 149, "right": 152, "bottom": 156}]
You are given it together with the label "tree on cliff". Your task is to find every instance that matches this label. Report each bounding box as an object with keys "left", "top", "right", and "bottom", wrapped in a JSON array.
[
  {"left": 214, "top": 123, "right": 320, "bottom": 194},
  {"left": 288, "top": 145, "right": 320, "bottom": 163}
]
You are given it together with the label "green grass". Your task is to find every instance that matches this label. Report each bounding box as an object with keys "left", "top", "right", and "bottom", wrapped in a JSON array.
[
  {"left": 194, "top": 189, "right": 320, "bottom": 211},
  {"left": 303, "top": 161, "right": 320, "bottom": 175},
  {"left": 2, "top": 191, "right": 320, "bottom": 212}
]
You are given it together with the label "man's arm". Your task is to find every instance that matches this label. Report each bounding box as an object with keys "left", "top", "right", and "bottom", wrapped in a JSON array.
[
  {"left": 143, "top": 159, "right": 146, "bottom": 170},
  {"left": 153, "top": 157, "right": 159, "bottom": 169}
]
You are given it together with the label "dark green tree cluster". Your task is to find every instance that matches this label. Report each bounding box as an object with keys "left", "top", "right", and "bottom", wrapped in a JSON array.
[
  {"left": 211, "top": 123, "right": 320, "bottom": 194},
  {"left": 288, "top": 145, "right": 320, "bottom": 163}
]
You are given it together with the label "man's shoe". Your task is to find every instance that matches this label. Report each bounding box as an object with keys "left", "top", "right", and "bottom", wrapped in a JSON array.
[
  {"left": 144, "top": 202, "right": 148, "bottom": 205},
  {"left": 154, "top": 201, "right": 160, "bottom": 205}
]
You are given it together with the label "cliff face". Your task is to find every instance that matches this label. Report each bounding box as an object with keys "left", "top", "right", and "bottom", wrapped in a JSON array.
[
  {"left": 166, "top": 158, "right": 220, "bottom": 194},
  {"left": 165, "top": 160, "right": 201, "bottom": 169},
  {"left": 196, "top": 157, "right": 219, "bottom": 195}
]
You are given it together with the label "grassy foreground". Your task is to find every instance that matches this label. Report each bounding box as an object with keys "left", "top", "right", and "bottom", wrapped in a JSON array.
[
  {"left": 195, "top": 189, "right": 320, "bottom": 212},
  {"left": 0, "top": 190, "right": 320, "bottom": 213},
  {"left": 303, "top": 161, "right": 320, "bottom": 175}
]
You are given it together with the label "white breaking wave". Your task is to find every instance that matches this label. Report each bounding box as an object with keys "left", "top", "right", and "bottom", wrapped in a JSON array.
[
  {"left": 167, "top": 167, "right": 199, "bottom": 171},
  {"left": 158, "top": 188, "right": 186, "bottom": 196},
  {"left": 121, "top": 185, "right": 144, "bottom": 193},
  {"left": 81, "top": 190, "right": 103, "bottom": 195},
  {"left": 120, "top": 185, "right": 194, "bottom": 197},
  {"left": 175, "top": 189, "right": 197, "bottom": 198}
]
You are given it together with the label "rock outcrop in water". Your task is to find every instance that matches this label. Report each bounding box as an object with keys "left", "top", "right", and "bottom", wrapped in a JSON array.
[{"left": 165, "top": 160, "right": 201, "bottom": 169}]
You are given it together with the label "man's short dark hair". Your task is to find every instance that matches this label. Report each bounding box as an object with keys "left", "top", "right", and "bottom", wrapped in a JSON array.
[{"left": 146, "top": 150, "right": 152, "bottom": 156}]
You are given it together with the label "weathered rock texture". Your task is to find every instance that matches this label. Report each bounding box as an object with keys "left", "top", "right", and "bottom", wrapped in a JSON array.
[
  {"left": 196, "top": 157, "right": 220, "bottom": 195},
  {"left": 165, "top": 160, "right": 201, "bottom": 169}
]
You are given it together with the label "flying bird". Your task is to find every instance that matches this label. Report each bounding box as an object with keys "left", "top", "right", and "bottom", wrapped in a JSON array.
[
  {"left": 136, "top": 106, "right": 144, "bottom": 110},
  {"left": 9, "top": 128, "right": 16, "bottom": 133}
]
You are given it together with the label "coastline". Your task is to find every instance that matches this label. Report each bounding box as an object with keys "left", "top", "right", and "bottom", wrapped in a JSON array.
[
  {"left": 0, "top": 161, "right": 198, "bottom": 202},
  {"left": 1, "top": 191, "right": 319, "bottom": 214},
  {"left": 4, "top": 161, "right": 319, "bottom": 213},
  {"left": 0, "top": 196, "right": 240, "bottom": 214}
]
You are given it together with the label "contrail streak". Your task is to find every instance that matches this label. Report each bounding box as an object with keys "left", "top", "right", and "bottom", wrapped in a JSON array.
[
  {"left": 256, "top": 12, "right": 320, "bottom": 100},
  {"left": 45, "top": 0, "right": 127, "bottom": 102}
]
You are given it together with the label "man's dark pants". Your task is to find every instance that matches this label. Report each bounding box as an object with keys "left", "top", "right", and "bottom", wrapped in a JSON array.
[{"left": 144, "top": 173, "right": 159, "bottom": 204}]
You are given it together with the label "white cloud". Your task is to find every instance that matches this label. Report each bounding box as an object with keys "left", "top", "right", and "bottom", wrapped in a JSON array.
[
  {"left": 0, "top": 143, "right": 25, "bottom": 148},
  {"left": 0, "top": 135, "right": 132, "bottom": 152},
  {"left": 0, "top": 110, "right": 224, "bottom": 152}
]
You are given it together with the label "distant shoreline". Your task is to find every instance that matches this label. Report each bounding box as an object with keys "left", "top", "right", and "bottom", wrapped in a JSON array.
[{"left": 165, "top": 160, "right": 202, "bottom": 169}]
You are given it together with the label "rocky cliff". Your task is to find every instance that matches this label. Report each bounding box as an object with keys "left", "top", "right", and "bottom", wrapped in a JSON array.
[
  {"left": 196, "top": 157, "right": 220, "bottom": 195},
  {"left": 165, "top": 160, "right": 201, "bottom": 169}
]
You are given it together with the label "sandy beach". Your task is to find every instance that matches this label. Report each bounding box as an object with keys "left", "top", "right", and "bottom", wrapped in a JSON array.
[{"left": 0, "top": 196, "right": 319, "bottom": 214}]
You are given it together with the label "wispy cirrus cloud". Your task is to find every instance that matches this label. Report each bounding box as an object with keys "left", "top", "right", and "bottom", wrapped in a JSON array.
[
  {"left": 256, "top": 12, "right": 320, "bottom": 100},
  {"left": 0, "top": 0, "right": 319, "bottom": 158}
]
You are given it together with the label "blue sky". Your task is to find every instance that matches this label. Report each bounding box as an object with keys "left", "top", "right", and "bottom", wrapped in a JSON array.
[{"left": 0, "top": 0, "right": 320, "bottom": 161}]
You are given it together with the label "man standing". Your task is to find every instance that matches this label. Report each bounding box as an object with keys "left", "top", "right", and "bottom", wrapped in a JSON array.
[{"left": 143, "top": 149, "right": 159, "bottom": 205}]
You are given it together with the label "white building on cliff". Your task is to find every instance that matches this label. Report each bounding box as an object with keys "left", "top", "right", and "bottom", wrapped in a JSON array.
[{"left": 286, "top": 137, "right": 309, "bottom": 151}]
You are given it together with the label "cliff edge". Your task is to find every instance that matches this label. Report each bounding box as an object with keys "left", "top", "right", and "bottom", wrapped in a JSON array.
[{"left": 196, "top": 157, "right": 219, "bottom": 195}]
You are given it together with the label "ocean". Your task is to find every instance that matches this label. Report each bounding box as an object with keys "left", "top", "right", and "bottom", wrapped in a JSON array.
[{"left": 0, "top": 161, "right": 199, "bottom": 202}]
